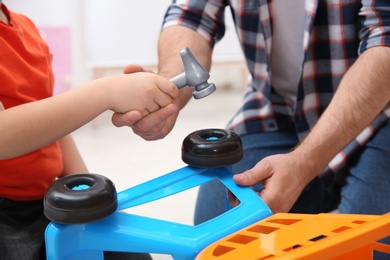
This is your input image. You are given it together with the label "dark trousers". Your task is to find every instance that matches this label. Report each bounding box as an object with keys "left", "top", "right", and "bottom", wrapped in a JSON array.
[{"left": 0, "top": 198, "right": 152, "bottom": 260}]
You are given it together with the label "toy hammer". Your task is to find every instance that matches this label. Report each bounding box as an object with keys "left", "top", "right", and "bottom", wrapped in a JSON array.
[{"left": 170, "top": 47, "right": 216, "bottom": 99}]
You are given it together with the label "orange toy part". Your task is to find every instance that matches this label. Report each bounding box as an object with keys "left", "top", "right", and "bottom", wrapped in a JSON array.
[{"left": 196, "top": 213, "right": 390, "bottom": 260}]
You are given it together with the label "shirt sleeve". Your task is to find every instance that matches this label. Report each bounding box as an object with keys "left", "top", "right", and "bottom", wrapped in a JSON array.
[
  {"left": 162, "top": 0, "right": 228, "bottom": 48},
  {"left": 358, "top": 0, "right": 390, "bottom": 53}
]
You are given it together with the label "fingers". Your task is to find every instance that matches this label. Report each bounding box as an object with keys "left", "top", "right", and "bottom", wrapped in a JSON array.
[
  {"left": 126, "top": 73, "right": 178, "bottom": 113},
  {"left": 131, "top": 104, "right": 178, "bottom": 140},
  {"left": 231, "top": 154, "right": 310, "bottom": 214},
  {"left": 259, "top": 187, "right": 292, "bottom": 213},
  {"left": 226, "top": 189, "right": 240, "bottom": 207},
  {"left": 153, "top": 92, "right": 178, "bottom": 111},
  {"left": 111, "top": 104, "right": 178, "bottom": 140},
  {"left": 258, "top": 187, "right": 277, "bottom": 213},
  {"left": 147, "top": 80, "right": 178, "bottom": 113},
  {"left": 112, "top": 104, "right": 177, "bottom": 128},
  {"left": 111, "top": 110, "right": 143, "bottom": 127},
  {"left": 232, "top": 171, "right": 283, "bottom": 213},
  {"left": 233, "top": 157, "right": 274, "bottom": 186},
  {"left": 155, "top": 77, "right": 180, "bottom": 100}
]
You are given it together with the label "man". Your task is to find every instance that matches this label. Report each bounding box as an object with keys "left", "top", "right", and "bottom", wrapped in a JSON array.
[{"left": 115, "top": 1, "right": 390, "bottom": 258}]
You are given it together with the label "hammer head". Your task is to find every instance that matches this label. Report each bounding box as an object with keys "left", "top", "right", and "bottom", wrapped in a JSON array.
[
  {"left": 192, "top": 82, "right": 216, "bottom": 99},
  {"left": 179, "top": 47, "right": 216, "bottom": 99}
]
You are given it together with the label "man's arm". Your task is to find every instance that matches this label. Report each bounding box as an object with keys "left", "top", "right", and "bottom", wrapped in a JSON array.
[
  {"left": 233, "top": 46, "right": 390, "bottom": 213},
  {"left": 113, "top": 26, "right": 213, "bottom": 140},
  {"left": 294, "top": 46, "right": 390, "bottom": 176},
  {"left": 158, "top": 26, "right": 213, "bottom": 107}
]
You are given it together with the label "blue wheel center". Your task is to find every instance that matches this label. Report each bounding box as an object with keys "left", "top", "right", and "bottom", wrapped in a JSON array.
[
  {"left": 206, "top": 136, "right": 219, "bottom": 141},
  {"left": 72, "top": 184, "right": 91, "bottom": 190}
]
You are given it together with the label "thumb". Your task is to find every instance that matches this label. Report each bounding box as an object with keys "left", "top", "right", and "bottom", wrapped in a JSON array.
[
  {"left": 233, "top": 169, "right": 264, "bottom": 186},
  {"left": 111, "top": 110, "right": 142, "bottom": 127}
]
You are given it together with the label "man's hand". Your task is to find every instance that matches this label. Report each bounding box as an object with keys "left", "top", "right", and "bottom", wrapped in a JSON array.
[
  {"left": 229, "top": 152, "right": 316, "bottom": 213},
  {"left": 111, "top": 63, "right": 181, "bottom": 140},
  {"left": 111, "top": 103, "right": 179, "bottom": 140}
]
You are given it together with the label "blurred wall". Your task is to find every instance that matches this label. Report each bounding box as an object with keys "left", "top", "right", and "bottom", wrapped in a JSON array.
[{"left": 4, "top": 0, "right": 246, "bottom": 90}]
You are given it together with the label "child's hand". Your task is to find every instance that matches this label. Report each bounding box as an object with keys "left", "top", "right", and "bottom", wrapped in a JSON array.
[
  {"left": 105, "top": 72, "right": 179, "bottom": 117},
  {"left": 110, "top": 63, "right": 182, "bottom": 140}
]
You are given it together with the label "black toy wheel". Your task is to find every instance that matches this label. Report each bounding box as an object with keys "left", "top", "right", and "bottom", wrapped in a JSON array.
[
  {"left": 44, "top": 173, "right": 117, "bottom": 224},
  {"left": 182, "top": 128, "right": 243, "bottom": 168}
]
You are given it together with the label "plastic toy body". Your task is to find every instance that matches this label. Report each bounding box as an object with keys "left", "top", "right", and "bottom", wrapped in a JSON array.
[
  {"left": 45, "top": 166, "right": 272, "bottom": 259},
  {"left": 195, "top": 212, "right": 390, "bottom": 260},
  {"left": 44, "top": 126, "right": 390, "bottom": 259}
]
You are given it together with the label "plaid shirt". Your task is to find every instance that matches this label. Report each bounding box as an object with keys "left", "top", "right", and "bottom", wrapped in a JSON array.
[{"left": 163, "top": 0, "right": 390, "bottom": 177}]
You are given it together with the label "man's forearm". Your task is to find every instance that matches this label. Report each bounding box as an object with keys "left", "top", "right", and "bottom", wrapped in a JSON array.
[
  {"left": 158, "top": 26, "right": 213, "bottom": 76},
  {"left": 158, "top": 26, "right": 213, "bottom": 108},
  {"left": 293, "top": 46, "right": 390, "bottom": 177}
]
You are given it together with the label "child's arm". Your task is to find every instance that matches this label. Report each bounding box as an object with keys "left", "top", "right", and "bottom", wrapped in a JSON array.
[
  {"left": 58, "top": 134, "right": 88, "bottom": 176},
  {"left": 0, "top": 72, "right": 179, "bottom": 159}
]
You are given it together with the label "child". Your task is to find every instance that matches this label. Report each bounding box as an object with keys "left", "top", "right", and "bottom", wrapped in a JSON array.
[{"left": 0, "top": 2, "right": 178, "bottom": 259}]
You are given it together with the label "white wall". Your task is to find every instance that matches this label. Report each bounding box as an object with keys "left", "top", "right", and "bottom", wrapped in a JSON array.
[
  {"left": 83, "top": 0, "right": 243, "bottom": 67},
  {"left": 4, "top": 0, "right": 244, "bottom": 87}
]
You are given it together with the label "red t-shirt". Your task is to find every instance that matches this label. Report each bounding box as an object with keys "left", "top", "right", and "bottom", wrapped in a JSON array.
[{"left": 0, "top": 5, "right": 63, "bottom": 201}]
